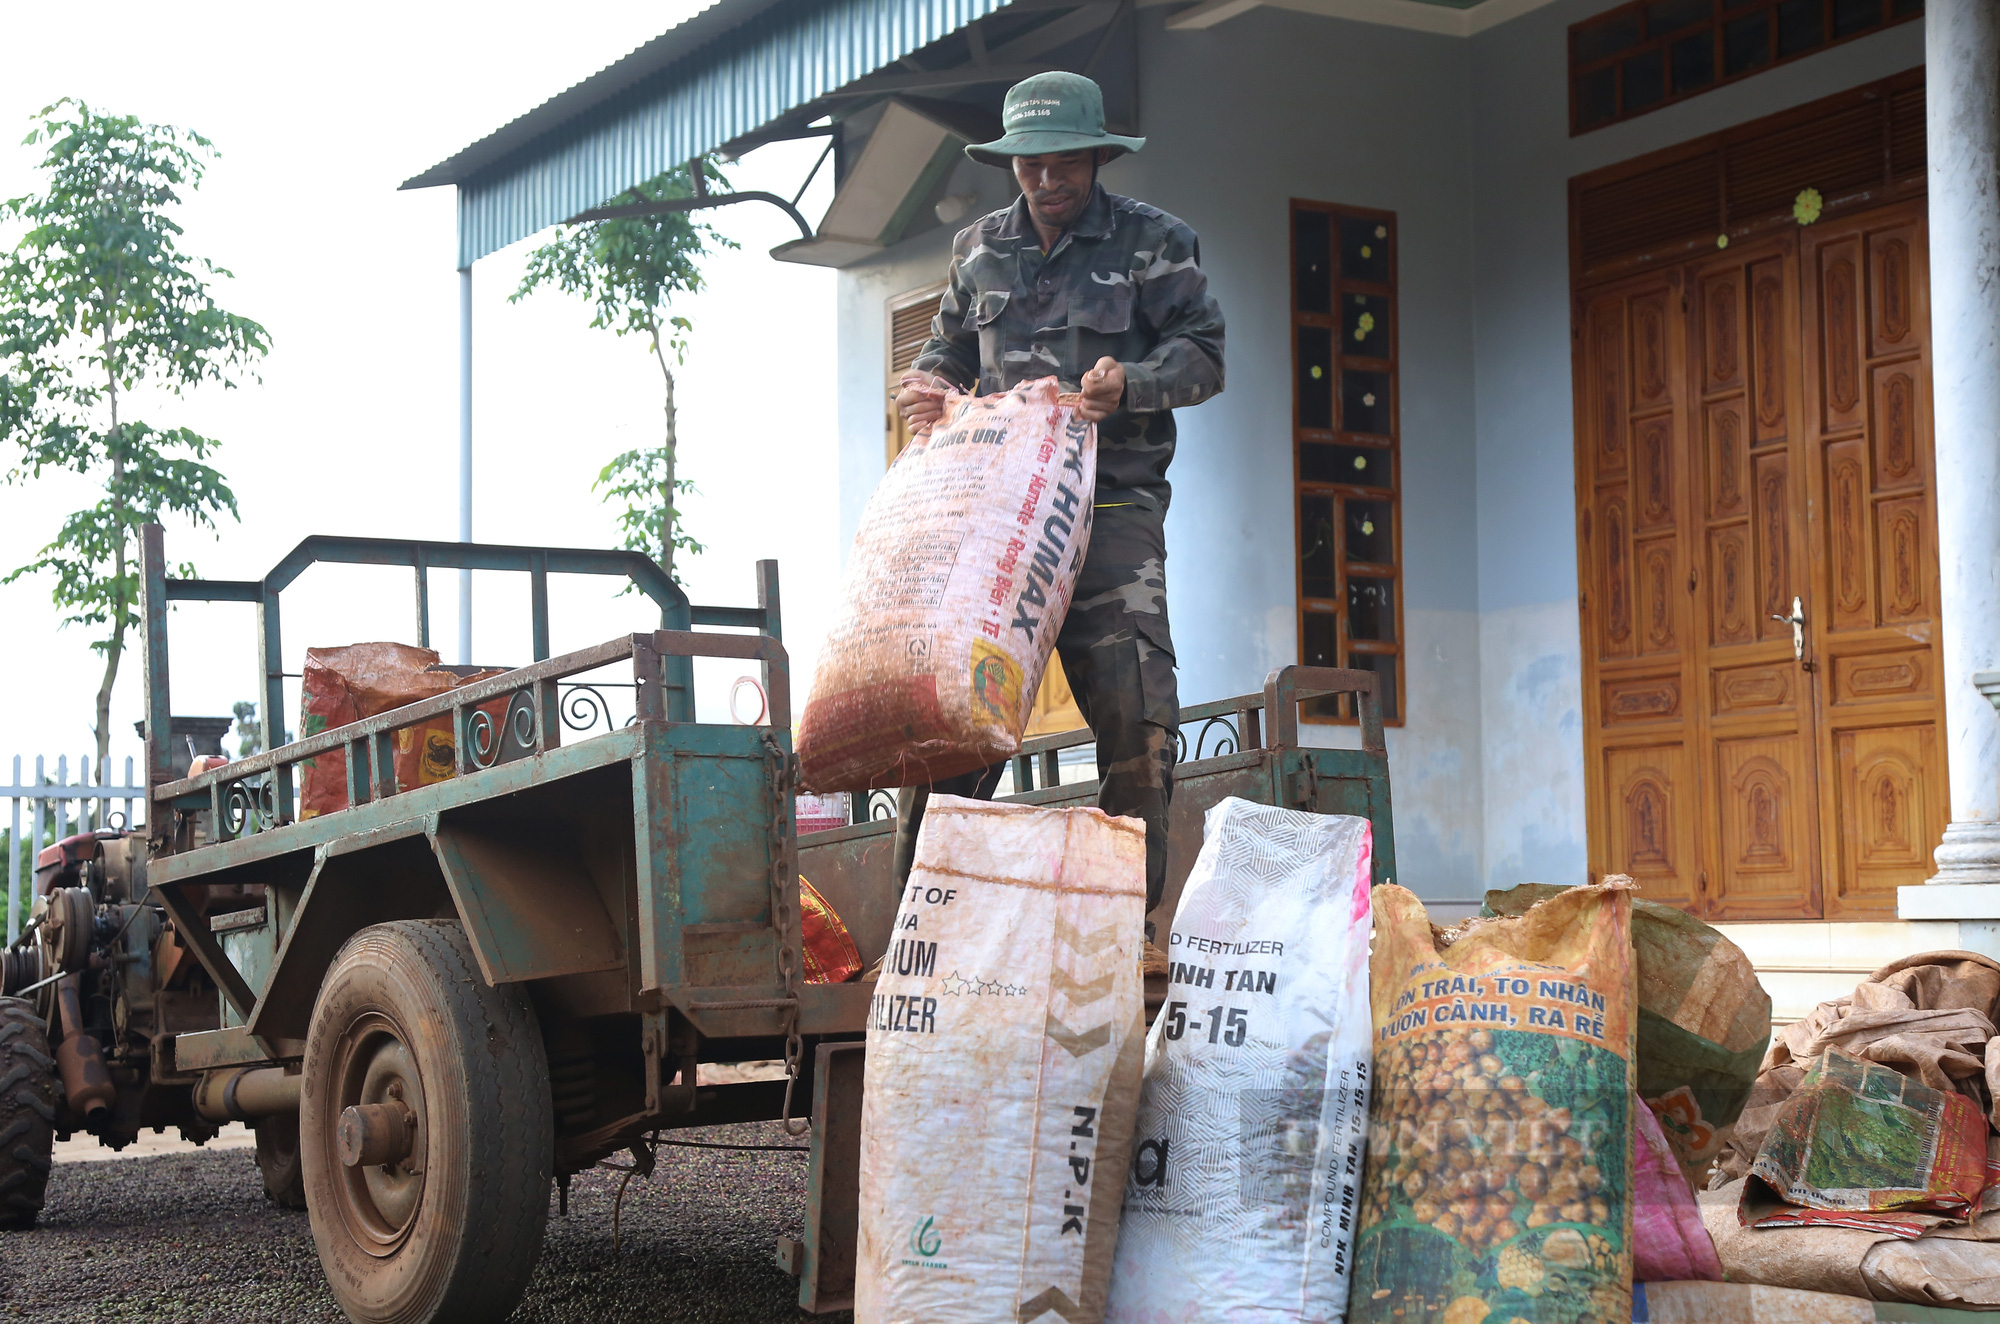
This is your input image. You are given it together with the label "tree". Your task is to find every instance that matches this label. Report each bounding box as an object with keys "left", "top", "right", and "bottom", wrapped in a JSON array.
[
  {"left": 232, "top": 699, "right": 260, "bottom": 757},
  {"left": 0, "top": 101, "right": 268, "bottom": 780},
  {"left": 511, "top": 161, "right": 733, "bottom": 582}
]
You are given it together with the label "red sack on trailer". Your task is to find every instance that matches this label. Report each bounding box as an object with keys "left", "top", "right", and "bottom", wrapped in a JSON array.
[
  {"left": 796, "top": 378, "right": 1095, "bottom": 791},
  {"left": 799, "top": 874, "right": 863, "bottom": 985},
  {"left": 296, "top": 643, "right": 504, "bottom": 818}
]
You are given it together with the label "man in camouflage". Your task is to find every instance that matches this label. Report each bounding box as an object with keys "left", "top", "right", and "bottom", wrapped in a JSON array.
[{"left": 892, "top": 70, "right": 1225, "bottom": 915}]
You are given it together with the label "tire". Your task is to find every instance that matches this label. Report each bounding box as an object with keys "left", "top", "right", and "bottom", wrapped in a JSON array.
[
  {"left": 301, "top": 920, "right": 553, "bottom": 1324},
  {"left": 0, "top": 997, "right": 57, "bottom": 1231},
  {"left": 255, "top": 1113, "right": 308, "bottom": 1210}
]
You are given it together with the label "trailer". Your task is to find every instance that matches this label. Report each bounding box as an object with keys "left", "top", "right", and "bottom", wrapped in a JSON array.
[{"left": 1, "top": 524, "right": 1396, "bottom": 1323}]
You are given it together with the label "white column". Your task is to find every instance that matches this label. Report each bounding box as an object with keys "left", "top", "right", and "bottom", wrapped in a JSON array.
[{"left": 1927, "top": 0, "right": 2000, "bottom": 884}]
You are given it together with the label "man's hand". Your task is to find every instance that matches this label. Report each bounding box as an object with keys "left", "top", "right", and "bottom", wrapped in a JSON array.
[
  {"left": 1076, "top": 356, "right": 1125, "bottom": 422},
  {"left": 895, "top": 371, "right": 951, "bottom": 437}
]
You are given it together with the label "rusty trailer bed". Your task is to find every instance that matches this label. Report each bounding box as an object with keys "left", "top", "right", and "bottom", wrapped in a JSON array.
[{"left": 131, "top": 525, "right": 1396, "bottom": 1315}]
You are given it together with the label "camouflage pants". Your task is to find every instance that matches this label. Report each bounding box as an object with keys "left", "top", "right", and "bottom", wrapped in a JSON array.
[{"left": 893, "top": 503, "right": 1179, "bottom": 912}]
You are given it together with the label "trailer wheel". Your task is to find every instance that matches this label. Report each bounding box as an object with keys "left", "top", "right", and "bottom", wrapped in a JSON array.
[
  {"left": 0, "top": 996, "right": 57, "bottom": 1231},
  {"left": 301, "top": 920, "right": 552, "bottom": 1324},
  {"left": 254, "top": 1113, "right": 308, "bottom": 1210}
]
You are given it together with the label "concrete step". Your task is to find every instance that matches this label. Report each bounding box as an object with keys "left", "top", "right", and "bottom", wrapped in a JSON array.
[{"left": 1712, "top": 919, "right": 1969, "bottom": 1024}]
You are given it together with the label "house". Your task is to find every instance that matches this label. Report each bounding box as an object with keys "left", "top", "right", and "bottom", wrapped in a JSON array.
[{"left": 405, "top": 0, "right": 2000, "bottom": 1015}]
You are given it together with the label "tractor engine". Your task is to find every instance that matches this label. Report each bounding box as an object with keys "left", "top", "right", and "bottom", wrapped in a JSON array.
[{"left": 1, "top": 830, "right": 222, "bottom": 1146}]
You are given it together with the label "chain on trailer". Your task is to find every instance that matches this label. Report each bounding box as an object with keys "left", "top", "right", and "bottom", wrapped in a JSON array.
[{"left": 762, "top": 731, "right": 809, "bottom": 1136}]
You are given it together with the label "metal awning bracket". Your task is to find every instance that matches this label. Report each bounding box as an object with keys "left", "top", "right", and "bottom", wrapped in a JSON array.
[{"left": 565, "top": 191, "right": 814, "bottom": 240}]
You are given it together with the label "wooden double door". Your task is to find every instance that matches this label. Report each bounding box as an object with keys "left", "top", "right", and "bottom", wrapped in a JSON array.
[{"left": 1574, "top": 197, "right": 1948, "bottom": 920}]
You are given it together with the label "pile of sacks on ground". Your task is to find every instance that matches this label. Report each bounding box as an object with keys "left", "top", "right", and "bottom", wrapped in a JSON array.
[
  {"left": 856, "top": 794, "right": 1375, "bottom": 1323},
  {"left": 1700, "top": 948, "right": 2000, "bottom": 1313},
  {"left": 845, "top": 790, "right": 1696, "bottom": 1324},
  {"left": 848, "top": 824, "right": 2000, "bottom": 1324}
]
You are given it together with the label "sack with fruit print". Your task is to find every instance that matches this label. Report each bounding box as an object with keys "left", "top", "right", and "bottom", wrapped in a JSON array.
[
  {"left": 1482, "top": 881, "right": 1770, "bottom": 1190},
  {"left": 1353, "top": 880, "right": 1637, "bottom": 1324}
]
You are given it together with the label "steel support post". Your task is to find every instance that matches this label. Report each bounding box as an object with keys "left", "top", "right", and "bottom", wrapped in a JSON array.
[
  {"left": 458, "top": 264, "right": 474, "bottom": 666},
  {"left": 6, "top": 757, "right": 16, "bottom": 945},
  {"left": 140, "top": 525, "right": 175, "bottom": 840}
]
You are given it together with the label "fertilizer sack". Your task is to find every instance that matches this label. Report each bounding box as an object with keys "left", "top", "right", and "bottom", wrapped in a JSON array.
[
  {"left": 1740, "top": 1047, "right": 1989, "bottom": 1236},
  {"left": 797, "top": 378, "right": 1096, "bottom": 791},
  {"left": 1355, "top": 881, "right": 1638, "bottom": 1324},
  {"left": 1105, "top": 798, "right": 1375, "bottom": 1324},
  {"left": 296, "top": 643, "right": 505, "bottom": 818},
  {"left": 1629, "top": 1091, "right": 1722, "bottom": 1283},
  {"left": 856, "top": 798, "right": 1145, "bottom": 1324},
  {"left": 1485, "top": 882, "right": 1770, "bottom": 1187}
]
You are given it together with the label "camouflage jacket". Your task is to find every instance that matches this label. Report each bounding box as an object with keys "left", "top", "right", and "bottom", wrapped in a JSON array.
[{"left": 910, "top": 184, "right": 1225, "bottom": 512}]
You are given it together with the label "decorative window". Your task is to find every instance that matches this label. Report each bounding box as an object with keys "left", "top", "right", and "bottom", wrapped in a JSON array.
[
  {"left": 885, "top": 281, "right": 948, "bottom": 464},
  {"left": 1292, "top": 201, "right": 1403, "bottom": 725},
  {"left": 1571, "top": 68, "right": 1925, "bottom": 282},
  {"left": 1569, "top": 0, "right": 1921, "bottom": 135}
]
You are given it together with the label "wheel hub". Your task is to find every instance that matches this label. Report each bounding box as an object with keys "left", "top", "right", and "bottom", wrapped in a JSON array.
[
  {"left": 337, "top": 1099, "right": 417, "bottom": 1169},
  {"left": 328, "top": 1013, "right": 428, "bottom": 1256}
]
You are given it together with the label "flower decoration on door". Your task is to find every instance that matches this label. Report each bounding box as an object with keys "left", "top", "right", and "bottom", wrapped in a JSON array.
[{"left": 1792, "top": 187, "right": 1823, "bottom": 226}]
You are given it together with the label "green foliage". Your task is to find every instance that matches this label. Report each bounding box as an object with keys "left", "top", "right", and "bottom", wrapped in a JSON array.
[
  {"left": 595, "top": 445, "right": 704, "bottom": 573},
  {"left": 11, "top": 423, "right": 232, "bottom": 639},
  {"left": 0, "top": 100, "right": 268, "bottom": 769},
  {"left": 232, "top": 699, "right": 260, "bottom": 757},
  {"left": 512, "top": 160, "right": 733, "bottom": 345},
  {"left": 511, "top": 160, "right": 734, "bottom": 581}
]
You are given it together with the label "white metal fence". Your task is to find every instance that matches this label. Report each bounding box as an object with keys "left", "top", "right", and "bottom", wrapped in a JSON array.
[{"left": 3, "top": 755, "right": 146, "bottom": 946}]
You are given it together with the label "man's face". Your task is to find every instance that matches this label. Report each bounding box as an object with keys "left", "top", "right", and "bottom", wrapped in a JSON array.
[{"left": 1012, "top": 149, "right": 1103, "bottom": 231}]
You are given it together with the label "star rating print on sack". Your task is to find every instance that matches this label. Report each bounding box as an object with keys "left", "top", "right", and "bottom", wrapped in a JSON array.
[{"left": 856, "top": 799, "right": 1146, "bottom": 1324}]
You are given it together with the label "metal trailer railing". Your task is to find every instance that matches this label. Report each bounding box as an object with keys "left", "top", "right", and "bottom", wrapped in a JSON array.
[
  {"left": 2, "top": 756, "right": 146, "bottom": 944},
  {"left": 142, "top": 530, "right": 774, "bottom": 830}
]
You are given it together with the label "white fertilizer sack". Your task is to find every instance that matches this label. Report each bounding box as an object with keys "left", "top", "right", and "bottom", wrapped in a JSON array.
[
  {"left": 1105, "top": 797, "right": 1375, "bottom": 1324},
  {"left": 856, "top": 797, "right": 1146, "bottom": 1324}
]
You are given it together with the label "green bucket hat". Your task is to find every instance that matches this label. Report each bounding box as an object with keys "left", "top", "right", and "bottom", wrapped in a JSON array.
[{"left": 964, "top": 71, "right": 1145, "bottom": 167}]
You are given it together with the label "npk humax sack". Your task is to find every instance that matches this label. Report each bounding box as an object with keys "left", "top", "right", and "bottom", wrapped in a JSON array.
[
  {"left": 1105, "top": 798, "right": 1375, "bottom": 1324},
  {"left": 856, "top": 798, "right": 1146, "bottom": 1324},
  {"left": 1355, "top": 881, "right": 1638, "bottom": 1324},
  {"left": 797, "top": 378, "right": 1096, "bottom": 791}
]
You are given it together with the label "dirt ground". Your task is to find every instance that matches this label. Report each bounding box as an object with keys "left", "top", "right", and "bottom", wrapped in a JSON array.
[{"left": 0, "top": 1121, "right": 850, "bottom": 1324}]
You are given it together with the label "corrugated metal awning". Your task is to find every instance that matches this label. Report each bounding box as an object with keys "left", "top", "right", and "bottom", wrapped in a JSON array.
[{"left": 404, "top": 0, "right": 1022, "bottom": 268}]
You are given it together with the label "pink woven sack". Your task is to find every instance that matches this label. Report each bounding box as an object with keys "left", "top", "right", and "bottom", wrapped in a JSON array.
[{"left": 1634, "top": 1092, "right": 1724, "bottom": 1282}]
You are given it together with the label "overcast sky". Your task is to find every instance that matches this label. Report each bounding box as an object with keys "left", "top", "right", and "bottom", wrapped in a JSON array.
[{"left": 0, "top": 1, "right": 843, "bottom": 788}]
